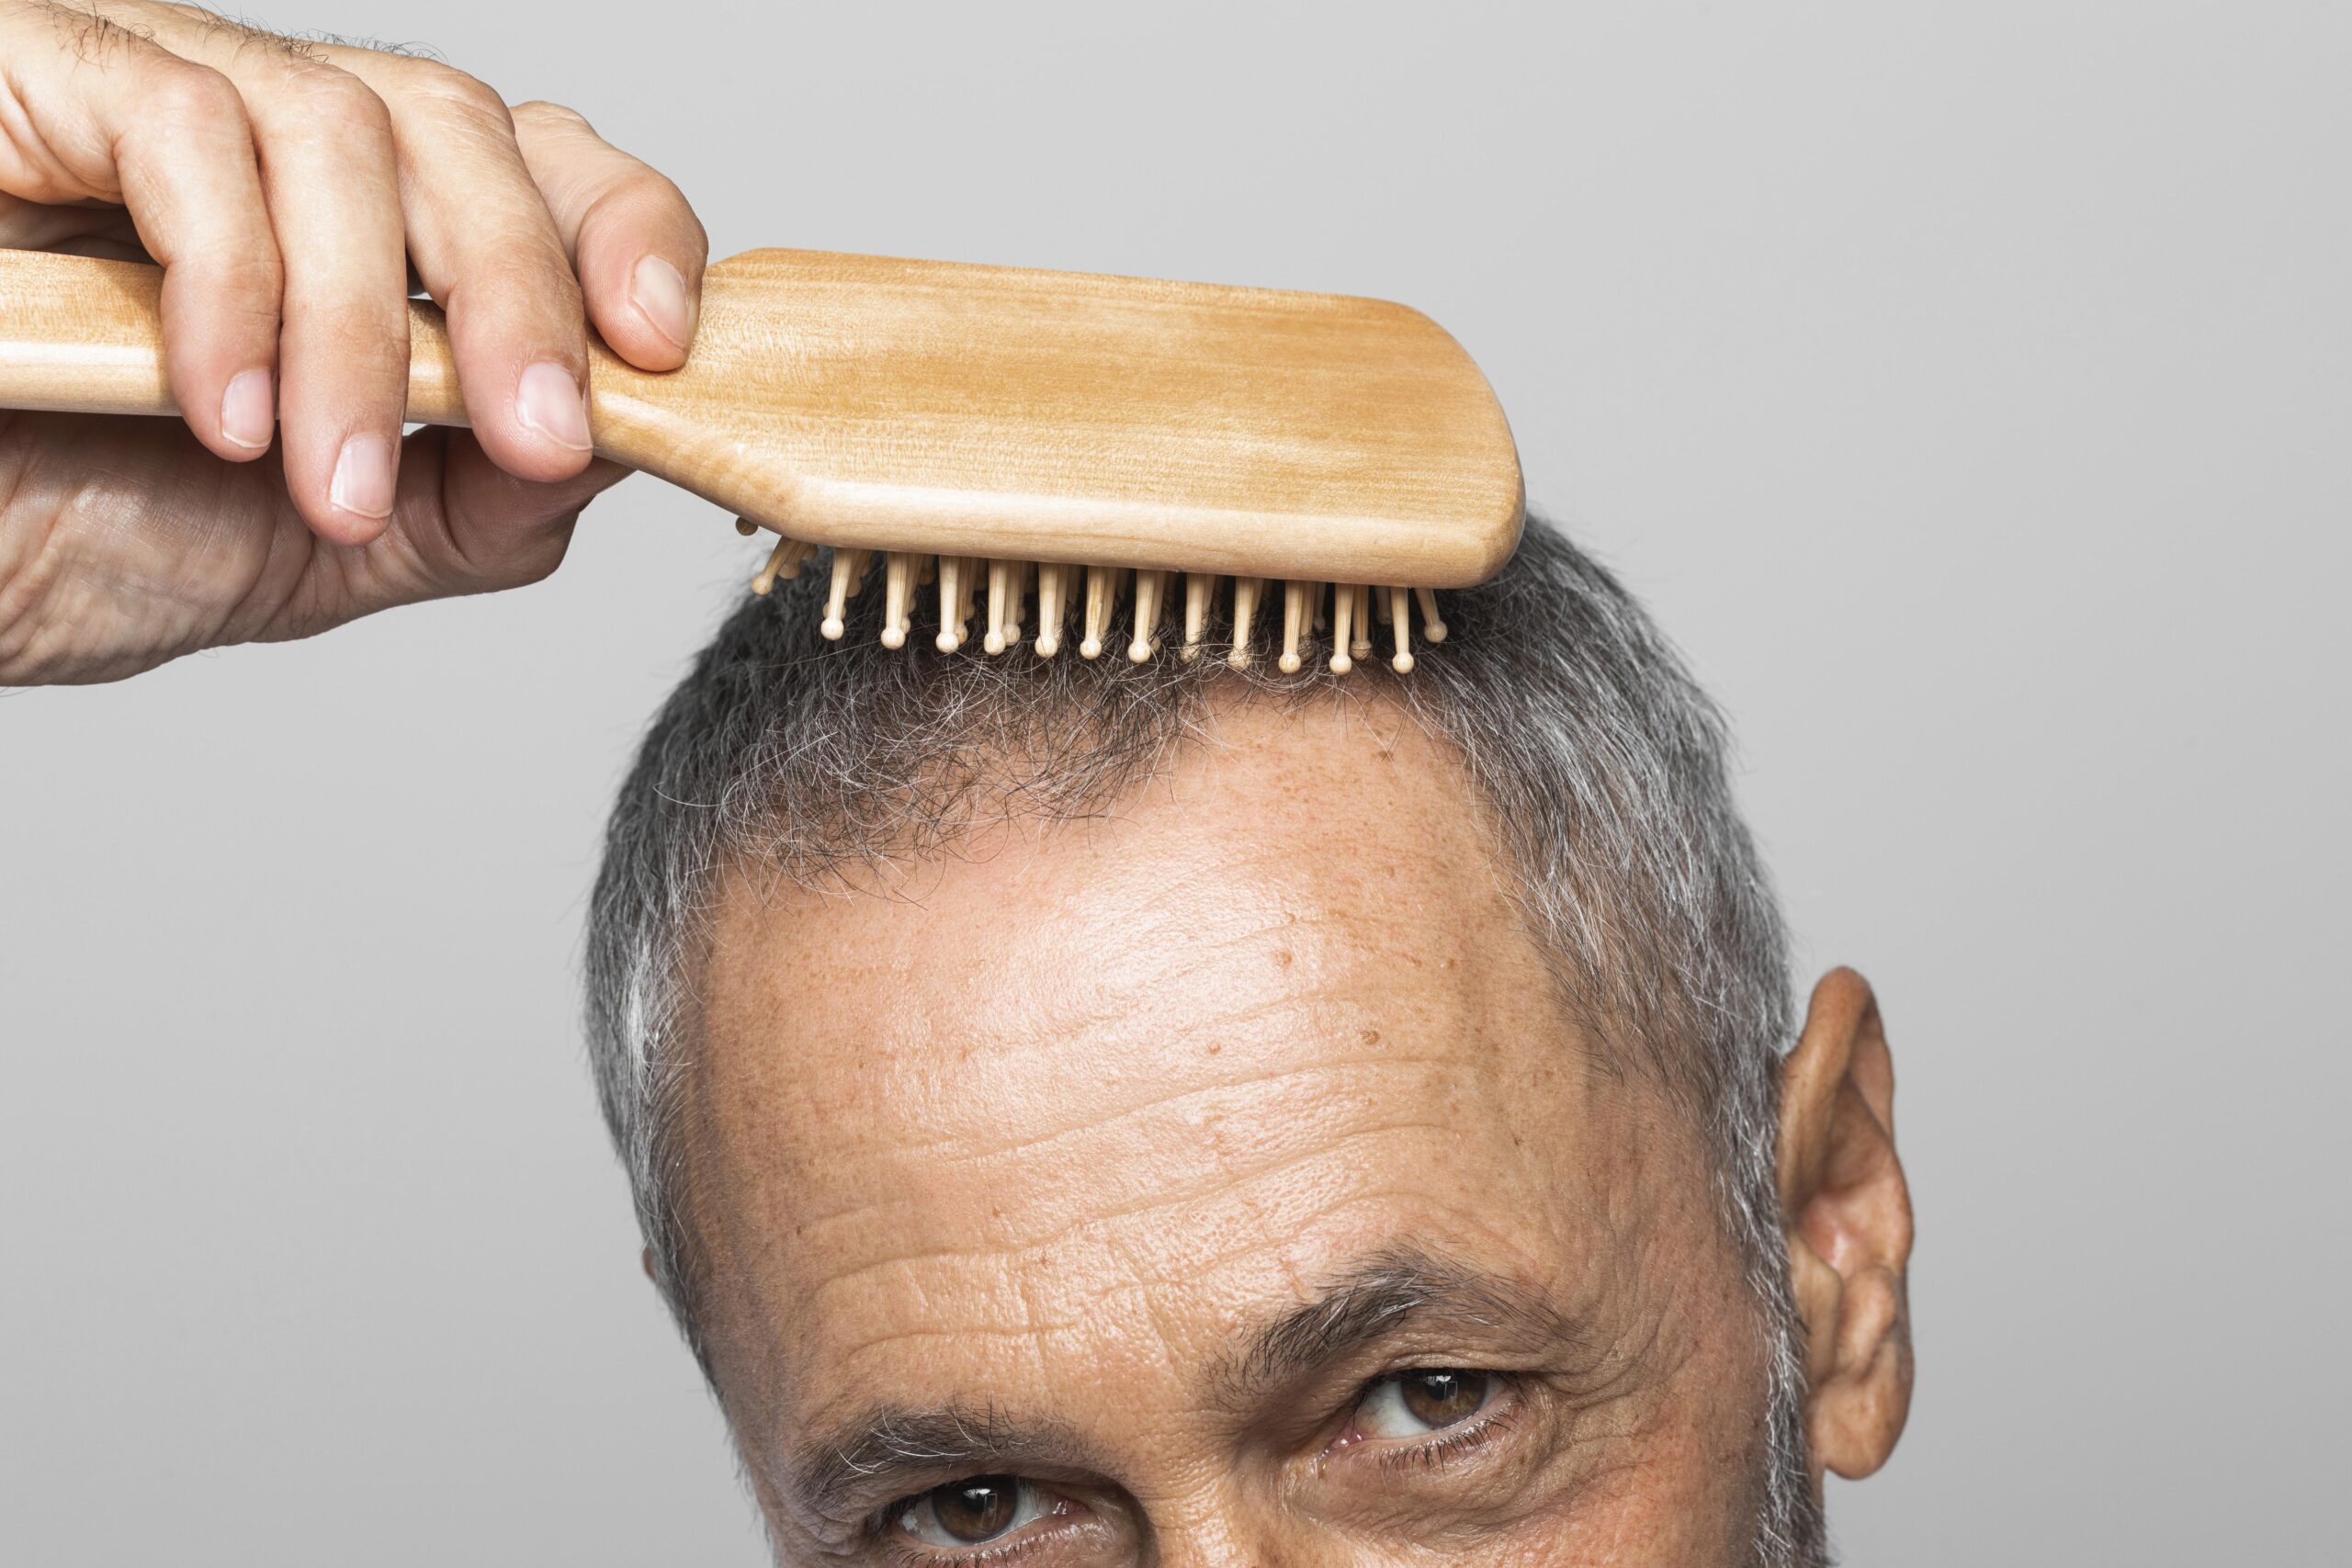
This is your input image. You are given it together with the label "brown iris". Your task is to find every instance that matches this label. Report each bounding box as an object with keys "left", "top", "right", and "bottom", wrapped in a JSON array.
[
  {"left": 1399, "top": 1370, "right": 1488, "bottom": 1427},
  {"left": 930, "top": 1476, "right": 1022, "bottom": 1543}
]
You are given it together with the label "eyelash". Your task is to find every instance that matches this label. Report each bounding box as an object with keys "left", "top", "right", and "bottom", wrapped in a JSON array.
[
  {"left": 881, "top": 1532, "right": 1056, "bottom": 1568},
  {"left": 874, "top": 1494, "right": 1078, "bottom": 1568},
  {"left": 1365, "top": 1395, "right": 1521, "bottom": 1477},
  {"left": 874, "top": 1378, "right": 1521, "bottom": 1563}
]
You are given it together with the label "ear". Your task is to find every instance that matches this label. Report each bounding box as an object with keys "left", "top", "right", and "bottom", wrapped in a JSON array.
[
  {"left": 1777, "top": 967, "right": 1914, "bottom": 1483},
  {"left": 641, "top": 1247, "right": 659, "bottom": 1284}
]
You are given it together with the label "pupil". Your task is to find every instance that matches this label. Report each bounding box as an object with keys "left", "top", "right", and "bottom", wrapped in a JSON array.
[
  {"left": 1401, "top": 1369, "right": 1487, "bottom": 1427},
  {"left": 934, "top": 1475, "right": 1020, "bottom": 1542}
]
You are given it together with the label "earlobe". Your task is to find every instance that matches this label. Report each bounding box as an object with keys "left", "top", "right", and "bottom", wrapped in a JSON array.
[{"left": 1778, "top": 967, "right": 1915, "bottom": 1483}]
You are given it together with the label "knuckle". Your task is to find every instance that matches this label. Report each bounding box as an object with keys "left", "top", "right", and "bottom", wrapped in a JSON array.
[
  {"left": 270, "top": 62, "right": 392, "bottom": 137},
  {"left": 509, "top": 98, "right": 595, "bottom": 137},
  {"left": 143, "top": 59, "right": 245, "bottom": 125},
  {"left": 581, "top": 169, "right": 702, "bottom": 249},
  {"left": 393, "top": 60, "right": 514, "bottom": 131}
]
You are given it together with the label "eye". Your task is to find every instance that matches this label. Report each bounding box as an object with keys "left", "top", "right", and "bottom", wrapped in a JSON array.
[
  {"left": 1352, "top": 1370, "right": 1496, "bottom": 1439},
  {"left": 897, "top": 1474, "right": 1057, "bottom": 1550}
]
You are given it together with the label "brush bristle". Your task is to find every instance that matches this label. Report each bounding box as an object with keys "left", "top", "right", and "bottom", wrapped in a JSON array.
[{"left": 740, "top": 528, "right": 1446, "bottom": 673}]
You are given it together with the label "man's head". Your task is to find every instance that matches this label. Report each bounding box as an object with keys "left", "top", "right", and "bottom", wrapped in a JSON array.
[{"left": 586, "top": 523, "right": 1913, "bottom": 1565}]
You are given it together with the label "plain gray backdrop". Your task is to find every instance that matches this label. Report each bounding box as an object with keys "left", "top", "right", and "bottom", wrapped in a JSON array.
[{"left": 3, "top": 2, "right": 2344, "bottom": 1562}]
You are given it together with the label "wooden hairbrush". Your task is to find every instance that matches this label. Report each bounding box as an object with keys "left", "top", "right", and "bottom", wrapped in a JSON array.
[{"left": 0, "top": 246, "right": 1521, "bottom": 672}]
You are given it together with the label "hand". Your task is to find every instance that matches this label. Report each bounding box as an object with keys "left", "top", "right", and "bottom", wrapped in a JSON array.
[{"left": 0, "top": 1, "right": 708, "bottom": 684}]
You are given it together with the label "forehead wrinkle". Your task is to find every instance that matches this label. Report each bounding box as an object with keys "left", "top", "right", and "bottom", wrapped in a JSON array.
[
  {"left": 687, "top": 687, "right": 1641, "bottom": 1437},
  {"left": 795, "top": 1181, "right": 1599, "bottom": 1444},
  {"left": 766, "top": 973, "right": 1523, "bottom": 1259},
  {"left": 710, "top": 901, "right": 1553, "bottom": 1247},
  {"left": 797, "top": 1106, "right": 1487, "bottom": 1322},
  {"left": 727, "top": 871, "right": 1545, "bottom": 1139},
  {"left": 875, "top": 1043, "right": 1475, "bottom": 1168}
]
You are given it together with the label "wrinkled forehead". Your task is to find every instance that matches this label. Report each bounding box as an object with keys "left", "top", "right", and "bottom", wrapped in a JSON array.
[{"left": 679, "top": 696, "right": 1673, "bottom": 1439}]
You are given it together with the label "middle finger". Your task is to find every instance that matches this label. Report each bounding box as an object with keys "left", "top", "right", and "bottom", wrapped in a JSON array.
[
  {"left": 121, "top": 11, "right": 413, "bottom": 542},
  {"left": 135, "top": 9, "right": 597, "bottom": 489},
  {"left": 243, "top": 60, "right": 412, "bottom": 543}
]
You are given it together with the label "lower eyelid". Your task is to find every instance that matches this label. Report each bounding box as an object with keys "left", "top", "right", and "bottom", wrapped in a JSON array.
[
  {"left": 1398, "top": 1405, "right": 1517, "bottom": 1468},
  {"left": 885, "top": 1491, "right": 1090, "bottom": 1565}
]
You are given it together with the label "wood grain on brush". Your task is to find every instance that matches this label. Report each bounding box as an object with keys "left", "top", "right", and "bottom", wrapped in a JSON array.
[{"left": 0, "top": 246, "right": 1524, "bottom": 589}]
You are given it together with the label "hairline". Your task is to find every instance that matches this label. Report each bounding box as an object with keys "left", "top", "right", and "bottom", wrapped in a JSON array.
[{"left": 582, "top": 515, "right": 1826, "bottom": 1559}]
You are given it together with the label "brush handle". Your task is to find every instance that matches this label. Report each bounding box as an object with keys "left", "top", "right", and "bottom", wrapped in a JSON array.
[{"left": 0, "top": 248, "right": 467, "bottom": 427}]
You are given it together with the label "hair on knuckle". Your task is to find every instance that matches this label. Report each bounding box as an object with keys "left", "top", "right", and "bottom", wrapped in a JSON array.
[{"left": 39, "top": 0, "right": 160, "bottom": 63}]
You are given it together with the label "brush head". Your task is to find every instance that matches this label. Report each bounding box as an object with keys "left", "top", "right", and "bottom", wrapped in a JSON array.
[
  {"left": 777, "top": 548, "right": 1453, "bottom": 676},
  {"left": 590, "top": 248, "right": 1524, "bottom": 591}
]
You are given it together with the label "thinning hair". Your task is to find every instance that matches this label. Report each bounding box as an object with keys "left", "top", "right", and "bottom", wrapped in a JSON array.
[{"left": 583, "top": 516, "right": 1825, "bottom": 1562}]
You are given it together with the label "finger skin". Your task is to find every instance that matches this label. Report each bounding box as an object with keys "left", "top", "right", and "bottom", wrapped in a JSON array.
[
  {"left": 0, "top": 412, "right": 632, "bottom": 684},
  {"left": 381, "top": 430, "right": 630, "bottom": 602},
  {"left": 239, "top": 62, "right": 413, "bottom": 546},
  {"left": 133, "top": 9, "right": 605, "bottom": 490},
  {"left": 359, "top": 59, "right": 597, "bottom": 486},
  {"left": 0, "top": 13, "right": 285, "bottom": 465},
  {"left": 510, "top": 101, "right": 710, "bottom": 372},
  {"left": 267, "top": 429, "right": 630, "bottom": 640}
]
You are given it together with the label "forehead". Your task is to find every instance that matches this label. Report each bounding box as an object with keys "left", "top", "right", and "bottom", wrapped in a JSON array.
[{"left": 684, "top": 694, "right": 1692, "bottom": 1442}]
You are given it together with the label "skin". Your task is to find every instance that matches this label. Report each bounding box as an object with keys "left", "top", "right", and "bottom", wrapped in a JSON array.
[
  {"left": 683, "top": 695, "right": 1914, "bottom": 1565},
  {"left": 0, "top": 0, "right": 709, "bottom": 684},
  {"left": 0, "top": 15, "right": 1912, "bottom": 1543}
]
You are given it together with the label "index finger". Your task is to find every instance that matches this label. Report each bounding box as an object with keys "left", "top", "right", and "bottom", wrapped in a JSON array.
[{"left": 0, "top": 13, "right": 284, "bottom": 462}]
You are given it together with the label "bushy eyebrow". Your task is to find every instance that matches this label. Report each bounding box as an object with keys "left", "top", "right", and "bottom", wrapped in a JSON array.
[
  {"left": 797, "top": 1404, "right": 1086, "bottom": 1523},
  {"left": 1219, "top": 1247, "right": 1584, "bottom": 1399},
  {"left": 788, "top": 1248, "right": 1580, "bottom": 1521}
]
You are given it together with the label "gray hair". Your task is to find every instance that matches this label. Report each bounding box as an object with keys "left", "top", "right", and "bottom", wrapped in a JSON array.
[{"left": 584, "top": 517, "right": 1826, "bottom": 1563}]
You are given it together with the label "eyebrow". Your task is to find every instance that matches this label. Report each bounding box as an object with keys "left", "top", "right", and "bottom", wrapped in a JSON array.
[
  {"left": 797, "top": 1404, "right": 1087, "bottom": 1524},
  {"left": 788, "top": 1249, "right": 1580, "bottom": 1522},
  {"left": 1221, "top": 1247, "right": 1585, "bottom": 1399}
]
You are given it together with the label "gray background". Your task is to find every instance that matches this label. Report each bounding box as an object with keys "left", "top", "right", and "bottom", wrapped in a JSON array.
[{"left": 3, "top": 2, "right": 2344, "bottom": 1562}]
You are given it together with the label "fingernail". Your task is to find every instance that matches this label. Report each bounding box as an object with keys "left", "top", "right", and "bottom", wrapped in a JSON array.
[
  {"left": 330, "top": 434, "right": 398, "bottom": 519},
  {"left": 629, "top": 254, "right": 694, "bottom": 351},
  {"left": 220, "top": 368, "right": 275, "bottom": 450},
  {"left": 515, "top": 360, "right": 593, "bottom": 452}
]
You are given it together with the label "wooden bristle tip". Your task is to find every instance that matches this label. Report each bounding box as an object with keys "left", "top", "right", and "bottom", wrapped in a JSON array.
[
  {"left": 934, "top": 556, "right": 966, "bottom": 652},
  {"left": 820, "top": 549, "right": 856, "bottom": 639},
  {"left": 880, "top": 552, "right": 917, "bottom": 649},
  {"left": 752, "top": 533, "right": 807, "bottom": 596},
  {"left": 1035, "top": 563, "right": 1068, "bottom": 658},
  {"left": 773, "top": 539, "right": 1435, "bottom": 673},
  {"left": 1182, "top": 573, "right": 1213, "bottom": 663},
  {"left": 984, "top": 559, "right": 1012, "bottom": 654},
  {"left": 1080, "top": 565, "right": 1116, "bottom": 659},
  {"left": 1229, "top": 576, "right": 1261, "bottom": 670},
  {"left": 956, "top": 556, "right": 979, "bottom": 635},
  {"left": 1279, "top": 580, "right": 1308, "bottom": 674},
  {"left": 1006, "top": 560, "right": 1031, "bottom": 648},
  {"left": 1130, "top": 570, "right": 1166, "bottom": 662},
  {"left": 1414, "top": 585, "right": 1448, "bottom": 644}
]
